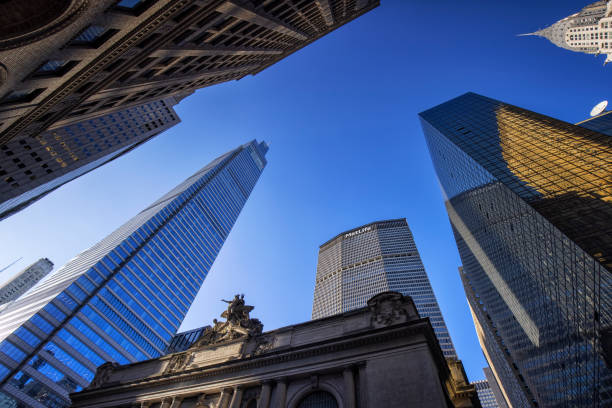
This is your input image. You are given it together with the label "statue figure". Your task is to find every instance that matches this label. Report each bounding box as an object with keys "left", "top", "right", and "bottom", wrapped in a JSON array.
[
  {"left": 190, "top": 294, "right": 263, "bottom": 349},
  {"left": 221, "top": 294, "right": 254, "bottom": 326}
]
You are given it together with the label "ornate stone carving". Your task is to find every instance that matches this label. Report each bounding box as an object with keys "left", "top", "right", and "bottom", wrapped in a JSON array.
[
  {"left": 164, "top": 352, "right": 194, "bottom": 374},
  {"left": 252, "top": 336, "right": 274, "bottom": 356},
  {"left": 191, "top": 294, "right": 263, "bottom": 348},
  {"left": 88, "top": 361, "right": 119, "bottom": 389},
  {"left": 367, "top": 291, "right": 414, "bottom": 327}
]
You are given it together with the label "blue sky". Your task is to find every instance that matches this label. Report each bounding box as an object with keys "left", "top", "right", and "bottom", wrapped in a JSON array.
[{"left": 0, "top": 1, "right": 607, "bottom": 382}]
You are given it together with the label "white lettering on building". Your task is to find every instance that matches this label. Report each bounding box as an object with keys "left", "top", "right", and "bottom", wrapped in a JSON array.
[{"left": 344, "top": 226, "right": 372, "bottom": 239}]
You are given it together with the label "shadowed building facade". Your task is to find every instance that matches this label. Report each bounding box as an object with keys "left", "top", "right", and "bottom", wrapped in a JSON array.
[
  {"left": 419, "top": 92, "right": 611, "bottom": 407},
  {"left": 0, "top": 94, "right": 184, "bottom": 220},
  {"left": 0, "top": 0, "right": 378, "bottom": 219},
  {"left": 0, "top": 140, "right": 267, "bottom": 407},
  {"left": 70, "top": 292, "right": 480, "bottom": 408},
  {"left": 312, "top": 219, "right": 458, "bottom": 360},
  {"left": 0, "top": 0, "right": 379, "bottom": 143}
]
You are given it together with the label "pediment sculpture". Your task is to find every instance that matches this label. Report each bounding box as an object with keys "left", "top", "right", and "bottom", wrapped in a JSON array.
[{"left": 191, "top": 294, "right": 263, "bottom": 348}]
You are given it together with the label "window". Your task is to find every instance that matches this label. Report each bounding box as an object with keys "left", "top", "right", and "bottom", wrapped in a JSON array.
[
  {"left": 0, "top": 88, "right": 44, "bottom": 105},
  {"left": 30, "top": 60, "right": 78, "bottom": 77},
  {"left": 114, "top": 0, "right": 155, "bottom": 15},
  {"left": 69, "top": 25, "right": 118, "bottom": 48},
  {"left": 297, "top": 391, "right": 338, "bottom": 408}
]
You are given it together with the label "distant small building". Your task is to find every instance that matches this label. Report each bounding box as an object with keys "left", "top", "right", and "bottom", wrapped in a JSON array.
[
  {"left": 472, "top": 378, "right": 504, "bottom": 408},
  {"left": 0, "top": 258, "right": 52, "bottom": 305},
  {"left": 71, "top": 292, "right": 480, "bottom": 408},
  {"left": 520, "top": 1, "right": 612, "bottom": 65}
]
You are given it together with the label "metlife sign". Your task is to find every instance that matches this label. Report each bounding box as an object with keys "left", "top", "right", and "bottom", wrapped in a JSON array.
[{"left": 344, "top": 226, "right": 372, "bottom": 239}]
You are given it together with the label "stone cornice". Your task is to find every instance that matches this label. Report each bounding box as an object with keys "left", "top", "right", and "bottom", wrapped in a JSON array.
[{"left": 74, "top": 318, "right": 446, "bottom": 400}]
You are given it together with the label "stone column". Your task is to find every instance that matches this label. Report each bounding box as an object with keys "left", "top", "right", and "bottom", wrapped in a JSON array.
[
  {"left": 276, "top": 379, "right": 288, "bottom": 407},
  {"left": 217, "top": 388, "right": 232, "bottom": 408},
  {"left": 343, "top": 367, "right": 356, "bottom": 408},
  {"left": 257, "top": 382, "right": 272, "bottom": 408},
  {"left": 229, "top": 386, "right": 243, "bottom": 408},
  {"left": 357, "top": 362, "right": 367, "bottom": 408},
  {"left": 169, "top": 397, "right": 183, "bottom": 408}
]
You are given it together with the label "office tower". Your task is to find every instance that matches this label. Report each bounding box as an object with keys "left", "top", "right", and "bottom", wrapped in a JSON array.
[
  {"left": 577, "top": 110, "right": 612, "bottom": 134},
  {"left": 0, "top": 0, "right": 379, "bottom": 146},
  {"left": 473, "top": 379, "right": 501, "bottom": 408},
  {"left": 0, "top": 95, "right": 182, "bottom": 220},
  {"left": 420, "top": 92, "right": 611, "bottom": 407},
  {"left": 0, "top": 259, "right": 53, "bottom": 306},
  {"left": 519, "top": 1, "right": 612, "bottom": 65},
  {"left": 0, "top": 140, "right": 268, "bottom": 407},
  {"left": 483, "top": 367, "right": 509, "bottom": 408},
  {"left": 312, "top": 218, "right": 458, "bottom": 359}
]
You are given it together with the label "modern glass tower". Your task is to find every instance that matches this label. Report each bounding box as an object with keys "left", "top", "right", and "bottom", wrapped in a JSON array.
[
  {"left": 420, "top": 92, "right": 611, "bottom": 407},
  {"left": 0, "top": 140, "right": 268, "bottom": 407},
  {"left": 312, "top": 218, "right": 457, "bottom": 359}
]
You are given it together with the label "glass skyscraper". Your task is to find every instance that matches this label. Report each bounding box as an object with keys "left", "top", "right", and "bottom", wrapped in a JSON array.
[
  {"left": 0, "top": 140, "right": 268, "bottom": 407},
  {"left": 312, "top": 218, "right": 457, "bottom": 359},
  {"left": 420, "top": 92, "right": 611, "bottom": 407}
]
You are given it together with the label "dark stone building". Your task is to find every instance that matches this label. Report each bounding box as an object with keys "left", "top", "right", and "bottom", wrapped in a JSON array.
[
  {"left": 0, "top": 0, "right": 379, "bottom": 218},
  {"left": 70, "top": 292, "right": 480, "bottom": 408}
]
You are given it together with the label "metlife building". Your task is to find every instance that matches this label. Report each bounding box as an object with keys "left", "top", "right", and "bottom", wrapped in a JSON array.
[{"left": 312, "top": 218, "right": 457, "bottom": 359}]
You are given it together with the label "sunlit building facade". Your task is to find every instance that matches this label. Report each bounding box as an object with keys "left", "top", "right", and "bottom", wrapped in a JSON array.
[
  {"left": 520, "top": 1, "right": 612, "bottom": 65},
  {"left": 0, "top": 140, "right": 268, "bottom": 407},
  {"left": 312, "top": 219, "right": 458, "bottom": 359},
  {"left": 420, "top": 92, "right": 612, "bottom": 407}
]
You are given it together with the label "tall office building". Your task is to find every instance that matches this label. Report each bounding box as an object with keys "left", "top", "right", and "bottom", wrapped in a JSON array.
[
  {"left": 0, "top": 140, "right": 268, "bottom": 407},
  {"left": 577, "top": 110, "right": 612, "bottom": 134},
  {"left": 473, "top": 379, "right": 501, "bottom": 408},
  {"left": 312, "top": 218, "right": 458, "bottom": 359},
  {"left": 0, "top": 0, "right": 377, "bottom": 219},
  {"left": 0, "top": 95, "right": 182, "bottom": 220},
  {"left": 420, "top": 92, "right": 612, "bottom": 407},
  {"left": 520, "top": 1, "right": 612, "bottom": 65},
  {"left": 0, "top": 259, "right": 53, "bottom": 306},
  {"left": 483, "top": 367, "right": 509, "bottom": 408},
  {"left": 0, "top": 0, "right": 379, "bottom": 146}
]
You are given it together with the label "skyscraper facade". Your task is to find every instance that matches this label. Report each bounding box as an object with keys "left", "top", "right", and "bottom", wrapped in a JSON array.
[
  {"left": 420, "top": 92, "right": 611, "bottom": 407},
  {"left": 0, "top": 0, "right": 379, "bottom": 146},
  {"left": 0, "top": 95, "right": 182, "bottom": 220},
  {"left": 312, "top": 218, "right": 457, "bottom": 359},
  {"left": 0, "top": 140, "right": 268, "bottom": 407},
  {"left": 0, "top": 259, "right": 53, "bottom": 306},
  {"left": 577, "top": 110, "right": 612, "bottom": 135},
  {"left": 473, "top": 379, "right": 501, "bottom": 408},
  {"left": 483, "top": 367, "right": 509, "bottom": 408},
  {"left": 520, "top": 1, "right": 612, "bottom": 65}
]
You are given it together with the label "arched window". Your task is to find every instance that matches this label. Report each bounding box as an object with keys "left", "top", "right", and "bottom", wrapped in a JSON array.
[{"left": 297, "top": 390, "right": 338, "bottom": 408}]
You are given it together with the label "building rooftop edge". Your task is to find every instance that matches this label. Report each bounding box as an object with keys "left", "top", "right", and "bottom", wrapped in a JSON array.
[{"left": 318, "top": 218, "right": 409, "bottom": 250}]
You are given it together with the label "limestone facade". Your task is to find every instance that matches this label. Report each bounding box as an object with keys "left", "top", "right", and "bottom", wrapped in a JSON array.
[{"left": 70, "top": 292, "right": 480, "bottom": 408}]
